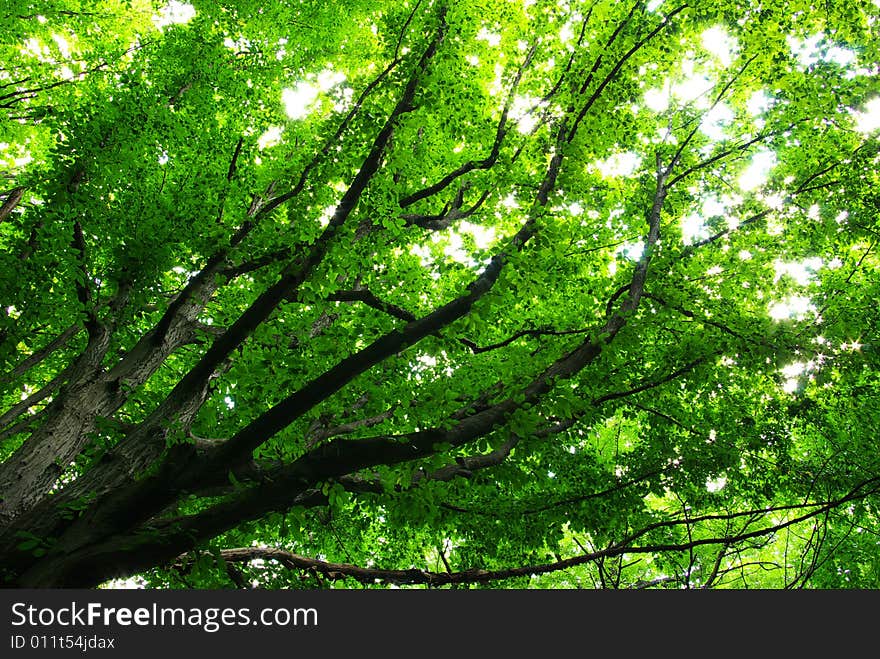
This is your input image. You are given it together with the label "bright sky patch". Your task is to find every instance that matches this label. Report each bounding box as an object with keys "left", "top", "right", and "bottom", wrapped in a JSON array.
[
  {"left": 681, "top": 213, "right": 708, "bottom": 244},
  {"left": 592, "top": 151, "right": 642, "bottom": 178},
  {"left": 851, "top": 97, "right": 880, "bottom": 134},
  {"left": 282, "top": 70, "right": 346, "bottom": 120},
  {"left": 788, "top": 34, "right": 857, "bottom": 69},
  {"left": 701, "top": 27, "right": 737, "bottom": 67},
  {"left": 738, "top": 150, "right": 776, "bottom": 191},
  {"left": 476, "top": 28, "right": 501, "bottom": 47},
  {"left": 768, "top": 295, "right": 814, "bottom": 321},
  {"left": 706, "top": 475, "right": 727, "bottom": 493},
  {"left": 282, "top": 85, "right": 319, "bottom": 120},
  {"left": 257, "top": 126, "right": 283, "bottom": 150},
  {"left": 774, "top": 258, "right": 822, "bottom": 286},
  {"left": 510, "top": 95, "right": 542, "bottom": 134},
  {"left": 700, "top": 103, "right": 734, "bottom": 140},
  {"left": 153, "top": 1, "right": 196, "bottom": 28}
]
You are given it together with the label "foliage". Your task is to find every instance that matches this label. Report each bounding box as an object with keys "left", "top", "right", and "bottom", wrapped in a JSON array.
[{"left": 0, "top": 0, "right": 878, "bottom": 589}]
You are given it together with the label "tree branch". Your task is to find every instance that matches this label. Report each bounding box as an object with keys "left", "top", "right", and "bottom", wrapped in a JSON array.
[
  {"left": 328, "top": 289, "right": 416, "bottom": 322},
  {"left": 0, "top": 186, "right": 24, "bottom": 223},
  {"left": 398, "top": 43, "right": 537, "bottom": 208},
  {"left": 168, "top": 479, "right": 880, "bottom": 588},
  {"left": 567, "top": 5, "right": 688, "bottom": 143},
  {"left": 3, "top": 323, "right": 81, "bottom": 380},
  {"left": 3, "top": 19, "right": 454, "bottom": 558},
  {"left": 400, "top": 186, "right": 492, "bottom": 230},
  {"left": 592, "top": 357, "right": 706, "bottom": 406}
]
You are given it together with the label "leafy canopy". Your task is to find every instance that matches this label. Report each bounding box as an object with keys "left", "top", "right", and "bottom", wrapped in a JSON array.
[{"left": 0, "top": 0, "right": 879, "bottom": 588}]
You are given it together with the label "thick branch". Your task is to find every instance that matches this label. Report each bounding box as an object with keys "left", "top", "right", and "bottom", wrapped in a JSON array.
[
  {"left": 71, "top": 220, "right": 99, "bottom": 337},
  {"left": 3, "top": 323, "right": 81, "bottom": 380},
  {"left": 306, "top": 406, "right": 397, "bottom": 446},
  {"left": 110, "top": 19, "right": 448, "bottom": 467},
  {"left": 13, "top": 114, "right": 568, "bottom": 576},
  {"left": 0, "top": 186, "right": 24, "bottom": 222},
  {"left": 0, "top": 367, "right": 71, "bottom": 431},
  {"left": 0, "top": 21, "right": 452, "bottom": 558}
]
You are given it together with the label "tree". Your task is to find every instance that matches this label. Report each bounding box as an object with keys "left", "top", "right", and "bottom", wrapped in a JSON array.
[{"left": 1, "top": 0, "right": 878, "bottom": 589}]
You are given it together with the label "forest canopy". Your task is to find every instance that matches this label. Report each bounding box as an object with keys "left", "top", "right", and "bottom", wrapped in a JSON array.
[{"left": 0, "top": 0, "right": 878, "bottom": 588}]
